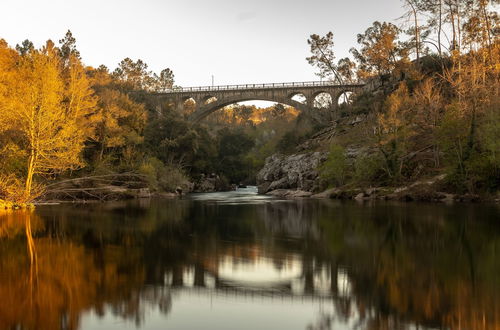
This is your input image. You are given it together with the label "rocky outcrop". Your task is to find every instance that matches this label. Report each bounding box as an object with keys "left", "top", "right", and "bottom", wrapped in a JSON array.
[
  {"left": 256, "top": 152, "right": 328, "bottom": 194},
  {"left": 192, "top": 173, "right": 233, "bottom": 193},
  {"left": 308, "top": 174, "right": 493, "bottom": 202},
  {"left": 266, "top": 189, "right": 313, "bottom": 198}
]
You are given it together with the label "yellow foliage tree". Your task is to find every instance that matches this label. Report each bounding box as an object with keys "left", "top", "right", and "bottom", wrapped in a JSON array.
[
  {"left": 0, "top": 41, "right": 97, "bottom": 201},
  {"left": 375, "top": 83, "right": 415, "bottom": 179}
]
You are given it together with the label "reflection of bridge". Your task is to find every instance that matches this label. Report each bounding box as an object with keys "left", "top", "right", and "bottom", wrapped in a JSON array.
[
  {"left": 151, "top": 81, "right": 366, "bottom": 122},
  {"left": 161, "top": 261, "right": 351, "bottom": 302}
]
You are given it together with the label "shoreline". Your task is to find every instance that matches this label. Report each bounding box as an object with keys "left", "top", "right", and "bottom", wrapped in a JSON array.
[
  {"left": 264, "top": 187, "right": 499, "bottom": 203},
  {"left": 25, "top": 187, "right": 499, "bottom": 206}
]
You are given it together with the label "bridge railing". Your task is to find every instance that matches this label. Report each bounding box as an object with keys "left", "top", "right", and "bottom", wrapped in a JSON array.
[{"left": 163, "top": 81, "right": 364, "bottom": 93}]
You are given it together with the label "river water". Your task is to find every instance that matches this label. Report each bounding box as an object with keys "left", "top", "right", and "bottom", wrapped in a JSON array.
[{"left": 0, "top": 187, "right": 499, "bottom": 330}]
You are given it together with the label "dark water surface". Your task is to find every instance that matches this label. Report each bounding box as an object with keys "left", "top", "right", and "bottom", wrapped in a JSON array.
[{"left": 1, "top": 187, "right": 499, "bottom": 330}]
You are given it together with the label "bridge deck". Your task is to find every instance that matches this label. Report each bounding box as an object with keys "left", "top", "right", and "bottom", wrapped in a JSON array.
[{"left": 161, "top": 81, "right": 364, "bottom": 94}]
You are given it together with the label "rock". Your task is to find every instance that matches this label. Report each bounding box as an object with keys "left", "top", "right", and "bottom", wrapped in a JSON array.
[
  {"left": 257, "top": 152, "right": 328, "bottom": 194},
  {"left": 266, "top": 189, "right": 291, "bottom": 197},
  {"left": 156, "top": 192, "right": 178, "bottom": 198},
  {"left": 312, "top": 188, "right": 341, "bottom": 199},
  {"left": 438, "top": 193, "right": 455, "bottom": 203},
  {"left": 268, "top": 177, "right": 289, "bottom": 191},
  {"left": 354, "top": 192, "right": 365, "bottom": 201},
  {"left": 266, "top": 189, "right": 313, "bottom": 198},
  {"left": 137, "top": 188, "right": 151, "bottom": 198},
  {"left": 193, "top": 175, "right": 232, "bottom": 192},
  {"left": 394, "top": 186, "right": 408, "bottom": 193},
  {"left": 289, "top": 190, "right": 313, "bottom": 198},
  {"left": 257, "top": 182, "right": 270, "bottom": 194},
  {"left": 350, "top": 116, "right": 364, "bottom": 125},
  {"left": 457, "top": 194, "right": 481, "bottom": 202}
]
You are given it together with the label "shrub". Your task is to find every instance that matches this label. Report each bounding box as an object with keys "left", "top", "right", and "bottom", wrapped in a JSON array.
[
  {"left": 320, "top": 145, "right": 349, "bottom": 187},
  {"left": 139, "top": 157, "right": 190, "bottom": 193},
  {"left": 353, "top": 154, "right": 386, "bottom": 186}
]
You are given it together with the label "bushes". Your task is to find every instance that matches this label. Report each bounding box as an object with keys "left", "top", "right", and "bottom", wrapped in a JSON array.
[
  {"left": 320, "top": 145, "right": 348, "bottom": 187},
  {"left": 138, "top": 157, "right": 190, "bottom": 193},
  {"left": 353, "top": 154, "right": 386, "bottom": 185},
  {"left": 0, "top": 174, "right": 42, "bottom": 204},
  {"left": 320, "top": 144, "right": 387, "bottom": 188},
  {"left": 276, "top": 131, "right": 301, "bottom": 154}
]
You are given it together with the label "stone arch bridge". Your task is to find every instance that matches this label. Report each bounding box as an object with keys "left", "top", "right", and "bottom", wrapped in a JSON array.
[{"left": 151, "top": 81, "right": 366, "bottom": 122}]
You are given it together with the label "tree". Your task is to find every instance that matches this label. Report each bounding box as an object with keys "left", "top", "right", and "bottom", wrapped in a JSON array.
[
  {"left": 144, "top": 108, "right": 217, "bottom": 173},
  {"left": 336, "top": 57, "right": 357, "bottom": 83},
  {"left": 113, "top": 57, "right": 156, "bottom": 91},
  {"left": 375, "top": 83, "right": 415, "bottom": 180},
  {"left": 93, "top": 88, "right": 146, "bottom": 162},
  {"left": 217, "top": 128, "right": 255, "bottom": 183},
  {"left": 0, "top": 40, "right": 98, "bottom": 200},
  {"left": 64, "top": 56, "right": 98, "bottom": 140},
  {"left": 15, "top": 39, "right": 34, "bottom": 56},
  {"left": 156, "top": 68, "right": 175, "bottom": 91},
  {"left": 401, "top": 0, "right": 425, "bottom": 61},
  {"left": 320, "top": 145, "right": 349, "bottom": 186},
  {"left": 0, "top": 40, "right": 25, "bottom": 189},
  {"left": 58, "top": 29, "right": 81, "bottom": 64},
  {"left": 271, "top": 104, "right": 286, "bottom": 117},
  {"left": 410, "top": 0, "right": 446, "bottom": 56},
  {"left": 412, "top": 78, "right": 444, "bottom": 166},
  {"left": 350, "top": 21, "right": 409, "bottom": 78},
  {"left": 461, "top": 0, "right": 499, "bottom": 57},
  {"left": 306, "top": 32, "right": 344, "bottom": 84},
  {"left": 232, "top": 104, "right": 254, "bottom": 123},
  {"left": 0, "top": 40, "right": 18, "bottom": 130}
]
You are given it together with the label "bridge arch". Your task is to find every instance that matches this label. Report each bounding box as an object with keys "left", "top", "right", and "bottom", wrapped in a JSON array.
[
  {"left": 180, "top": 97, "right": 197, "bottom": 113},
  {"left": 202, "top": 95, "right": 218, "bottom": 105},
  {"left": 288, "top": 92, "right": 308, "bottom": 105},
  {"left": 335, "top": 89, "right": 356, "bottom": 105},
  {"left": 189, "top": 96, "right": 310, "bottom": 122},
  {"left": 311, "top": 91, "right": 333, "bottom": 109}
]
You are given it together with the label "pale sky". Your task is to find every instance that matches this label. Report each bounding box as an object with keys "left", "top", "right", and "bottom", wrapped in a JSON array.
[{"left": 1, "top": 0, "right": 405, "bottom": 87}]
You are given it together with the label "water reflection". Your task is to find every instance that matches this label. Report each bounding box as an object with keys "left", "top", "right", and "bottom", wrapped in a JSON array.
[{"left": 0, "top": 197, "right": 499, "bottom": 330}]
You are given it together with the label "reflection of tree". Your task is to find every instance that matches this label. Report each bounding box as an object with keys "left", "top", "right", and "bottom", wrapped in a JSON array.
[
  {"left": 0, "top": 210, "right": 170, "bottom": 330},
  {"left": 309, "top": 202, "right": 500, "bottom": 330}
]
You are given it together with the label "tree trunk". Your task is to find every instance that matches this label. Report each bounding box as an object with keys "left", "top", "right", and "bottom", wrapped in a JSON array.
[
  {"left": 437, "top": 0, "right": 443, "bottom": 56},
  {"left": 449, "top": 2, "right": 456, "bottom": 50},
  {"left": 410, "top": 2, "right": 420, "bottom": 62},
  {"left": 24, "top": 149, "right": 36, "bottom": 201},
  {"left": 480, "top": 1, "right": 493, "bottom": 61}
]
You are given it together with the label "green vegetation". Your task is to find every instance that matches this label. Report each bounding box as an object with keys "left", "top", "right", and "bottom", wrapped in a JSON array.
[
  {"left": 314, "top": 0, "right": 499, "bottom": 196},
  {"left": 320, "top": 145, "right": 348, "bottom": 186}
]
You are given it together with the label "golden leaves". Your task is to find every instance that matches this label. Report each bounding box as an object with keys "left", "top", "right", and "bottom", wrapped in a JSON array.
[{"left": 0, "top": 41, "right": 98, "bottom": 200}]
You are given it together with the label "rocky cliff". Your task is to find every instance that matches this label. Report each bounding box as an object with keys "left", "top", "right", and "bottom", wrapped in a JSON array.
[{"left": 256, "top": 152, "right": 328, "bottom": 195}]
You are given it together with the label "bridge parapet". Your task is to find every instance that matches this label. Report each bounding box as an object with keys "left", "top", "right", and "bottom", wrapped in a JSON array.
[{"left": 160, "top": 81, "right": 365, "bottom": 94}]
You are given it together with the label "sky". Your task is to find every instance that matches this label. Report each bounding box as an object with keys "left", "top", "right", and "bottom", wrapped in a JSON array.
[{"left": 1, "top": 0, "right": 406, "bottom": 88}]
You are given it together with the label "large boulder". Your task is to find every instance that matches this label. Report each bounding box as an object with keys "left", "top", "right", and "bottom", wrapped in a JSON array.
[
  {"left": 193, "top": 174, "right": 233, "bottom": 192},
  {"left": 256, "top": 152, "right": 328, "bottom": 194}
]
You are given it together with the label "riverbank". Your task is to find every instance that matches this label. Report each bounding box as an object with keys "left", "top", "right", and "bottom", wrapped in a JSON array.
[
  {"left": 256, "top": 151, "right": 499, "bottom": 203},
  {"left": 264, "top": 184, "right": 499, "bottom": 203},
  {"left": 0, "top": 200, "right": 35, "bottom": 210}
]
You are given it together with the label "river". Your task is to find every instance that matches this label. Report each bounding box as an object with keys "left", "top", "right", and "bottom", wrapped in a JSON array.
[{"left": 0, "top": 187, "right": 499, "bottom": 330}]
